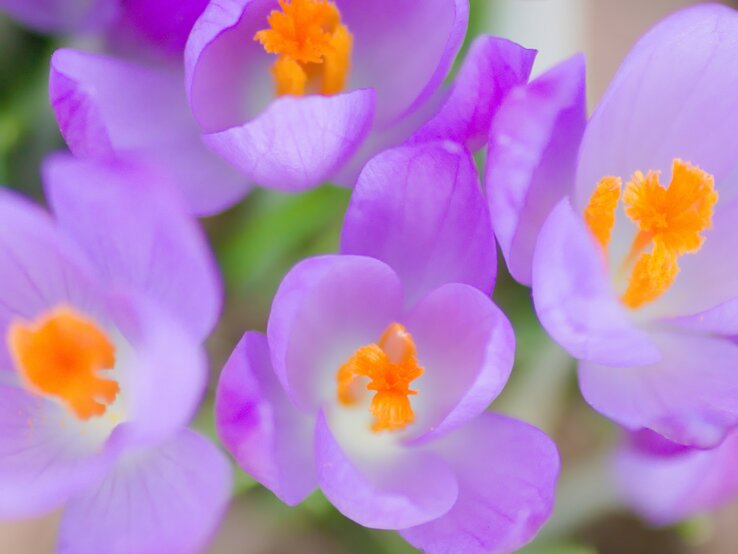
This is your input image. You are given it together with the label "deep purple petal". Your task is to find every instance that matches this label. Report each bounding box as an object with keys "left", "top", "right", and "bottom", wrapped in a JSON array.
[
  {"left": 44, "top": 154, "right": 222, "bottom": 341},
  {"left": 402, "top": 413, "right": 559, "bottom": 554},
  {"left": 58, "top": 429, "right": 231, "bottom": 554},
  {"left": 341, "top": 141, "right": 495, "bottom": 308},
  {"left": 532, "top": 199, "right": 660, "bottom": 366},
  {"left": 404, "top": 284, "right": 514, "bottom": 440},
  {"left": 267, "top": 255, "right": 403, "bottom": 409},
  {"left": 107, "top": 292, "right": 208, "bottom": 444},
  {"left": 216, "top": 332, "right": 316, "bottom": 505},
  {"left": 615, "top": 430, "right": 738, "bottom": 525},
  {"left": 0, "top": 385, "right": 118, "bottom": 518},
  {"left": 314, "top": 411, "right": 458, "bottom": 530},
  {"left": 580, "top": 331, "right": 738, "bottom": 448},
  {"left": 0, "top": 189, "right": 104, "bottom": 371},
  {"left": 116, "top": 0, "right": 209, "bottom": 56},
  {"left": 340, "top": 0, "right": 468, "bottom": 127},
  {"left": 203, "top": 89, "right": 375, "bottom": 191},
  {"left": 0, "top": 0, "right": 117, "bottom": 33},
  {"left": 49, "top": 48, "right": 249, "bottom": 215},
  {"left": 575, "top": 4, "right": 738, "bottom": 207},
  {"left": 488, "top": 55, "right": 586, "bottom": 285},
  {"left": 410, "top": 35, "right": 536, "bottom": 151}
]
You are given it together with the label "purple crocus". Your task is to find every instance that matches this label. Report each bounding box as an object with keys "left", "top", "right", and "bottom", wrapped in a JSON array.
[
  {"left": 0, "top": 154, "right": 231, "bottom": 553},
  {"left": 183, "top": 0, "right": 537, "bottom": 192},
  {"left": 613, "top": 428, "right": 738, "bottom": 525},
  {"left": 216, "top": 141, "right": 559, "bottom": 553},
  {"left": 488, "top": 4, "right": 738, "bottom": 448}
]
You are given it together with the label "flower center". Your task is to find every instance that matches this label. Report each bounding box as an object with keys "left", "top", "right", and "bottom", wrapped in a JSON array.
[
  {"left": 584, "top": 159, "right": 718, "bottom": 309},
  {"left": 336, "top": 323, "right": 424, "bottom": 432},
  {"left": 7, "top": 306, "right": 119, "bottom": 420},
  {"left": 254, "top": 0, "right": 353, "bottom": 96}
]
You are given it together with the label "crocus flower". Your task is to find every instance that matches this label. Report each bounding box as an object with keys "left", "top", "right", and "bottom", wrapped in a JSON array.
[
  {"left": 488, "top": 4, "right": 738, "bottom": 448},
  {"left": 183, "top": 0, "right": 538, "bottom": 192},
  {"left": 0, "top": 154, "right": 231, "bottom": 553},
  {"left": 50, "top": 24, "right": 534, "bottom": 215},
  {"left": 216, "top": 140, "right": 559, "bottom": 553},
  {"left": 613, "top": 428, "right": 738, "bottom": 525}
]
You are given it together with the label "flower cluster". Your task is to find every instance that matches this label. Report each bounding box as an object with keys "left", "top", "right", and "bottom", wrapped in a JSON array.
[{"left": 1, "top": 0, "right": 737, "bottom": 552}]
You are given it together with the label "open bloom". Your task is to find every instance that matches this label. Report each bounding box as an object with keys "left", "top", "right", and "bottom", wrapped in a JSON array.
[
  {"left": 489, "top": 5, "right": 738, "bottom": 448},
  {"left": 184, "top": 0, "right": 536, "bottom": 192},
  {"left": 0, "top": 154, "right": 230, "bottom": 553},
  {"left": 216, "top": 141, "right": 559, "bottom": 553},
  {"left": 613, "top": 428, "right": 738, "bottom": 525}
]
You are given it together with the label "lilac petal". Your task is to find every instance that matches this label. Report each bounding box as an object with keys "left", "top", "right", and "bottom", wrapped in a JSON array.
[
  {"left": 614, "top": 430, "right": 738, "bottom": 525},
  {"left": 44, "top": 154, "right": 222, "bottom": 341},
  {"left": 107, "top": 292, "right": 207, "bottom": 444},
  {"left": 203, "top": 89, "right": 375, "bottom": 191},
  {"left": 410, "top": 35, "right": 536, "bottom": 151},
  {"left": 0, "top": 0, "right": 117, "bottom": 33},
  {"left": 314, "top": 411, "right": 458, "bottom": 530},
  {"left": 49, "top": 48, "right": 249, "bottom": 215},
  {"left": 404, "top": 284, "right": 515, "bottom": 440},
  {"left": 341, "top": 141, "right": 495, "bottom": 308},
  {"left": 670, "top": 295, "right": 738, "bottom": 335},
  {"left": 267, "top": 255, "right": 403, "bottom": 410},
  {"left": 532, "top": 199, "right": 660, "bottom": 366},
  {"left": 402, "top": 413, "right": 559, "bottom": 554},
  {"left": 185, "top": 0, "right": 274, "bottom": 132},
  {"left": 116, "top": 0, "right": 209, "bottom": 56},
  {"left": 216, "top": 332, "right": 316, "bottom": 505},
  {"left": 0, "top": 385, "right": 118, "bottom": 518},
  {"left": 488, "top": 55, "right": 586, "bottom": 286},
  {"left": 580, "top": 331, "right": 738, "bottom": 448},
  {"left": 340, "top": 0, "right": 468, "bottom": 127},
  {"left": 576, "top": 4, "right": 738, "bottom": 207},
  {"left": 659, "top": 198, "right": 738, "bottom": 317},
  {"left": 59, "top": 429, "right": 231, "bottom": 554},
  {"left": 0, "top": 189, "right": 103, "bottom": 371}
]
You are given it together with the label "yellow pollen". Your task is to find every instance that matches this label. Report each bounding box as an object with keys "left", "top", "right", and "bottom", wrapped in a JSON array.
[
  {"left": 254, "top": 0, "right": 353, "bottom": 97},
  {"left": 583, "top": 175, "right": 622, "bottom": 250},
  {"left": 584, "top": 159, "right": 718, "bottom": 309},
  {"left": 337, "top": 323, "right": 424, "bottom": 432},
  {"left": 8, "top": 306, "right": 119, "bottom": 420}
]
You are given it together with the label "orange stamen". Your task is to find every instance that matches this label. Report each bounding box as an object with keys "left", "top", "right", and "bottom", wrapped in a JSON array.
[
  {"left": 584, "top": 159, "right": 718, "bottom": 310},
  {"left": 254, "top": 0, "right": 352, "bottom": 97},
  {"left": 584, "top": 176, "right": 622, "bottom": 250},
  {"left": 8, "top": 306, "right": 118, "bottom": 420},
  {"left": 337, "top": 323, "right": 424, "bottom": 432}
]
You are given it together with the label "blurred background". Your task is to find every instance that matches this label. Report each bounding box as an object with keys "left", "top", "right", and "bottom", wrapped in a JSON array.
[{"left": 1, "top": 0, "right": 736, "bottom": 552}]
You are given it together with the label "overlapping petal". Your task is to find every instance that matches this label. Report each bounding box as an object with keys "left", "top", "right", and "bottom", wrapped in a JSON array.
[
  {"left": 216, "top": 332, "right": 316, "bottom": 505},
  {"left": 0, "top": 189, "right": 104, "bottom": 370},
  {"left": 341, "top": 142, "right": 495, "bottom": 308},
  {"left": 107, "top": 292, "right": 208, "bottom": 445},
  {"left": 410, "top": 35, "right": 536, "bottom": 150},
  {"left": 488, "top": 55, "right": 586, "bottom": 285},
  {"left": 49, "top": 48, "right": 248, "bottom": 215},
  {"left": 44, "top": 154, "right": 222, "bottom": 340},
  {"left": 58, "top": 429, "right": 231, "bottom": 554},
  {"left": 314, "top": 411, "right": 458, "bottom": 530},
  {"left": 402, "top": 413, "right": 559, "bottom": 554},
  {"left": 532, "top": 200, "right": 660, "bottom": 366},
  {"left": 575, "top": 4, "right": 738, "bottom": 207},
  {"left": 203, "top": 90, "right": 375, "bottom": 191},
  {"left": 614, "top": 430, "right": 738, "bottom": 525},
  {"left": 404, "top": 284, "right": 514, "bottom": 440},
  {"left": 0, "top": 385, "right": 120, "bottom": 518},
  {"left": 580, "top": 331, "right": 738, "bottom": 448},
  {"left": 267, "top": 255, "right": 403, "bottom": 410}
]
